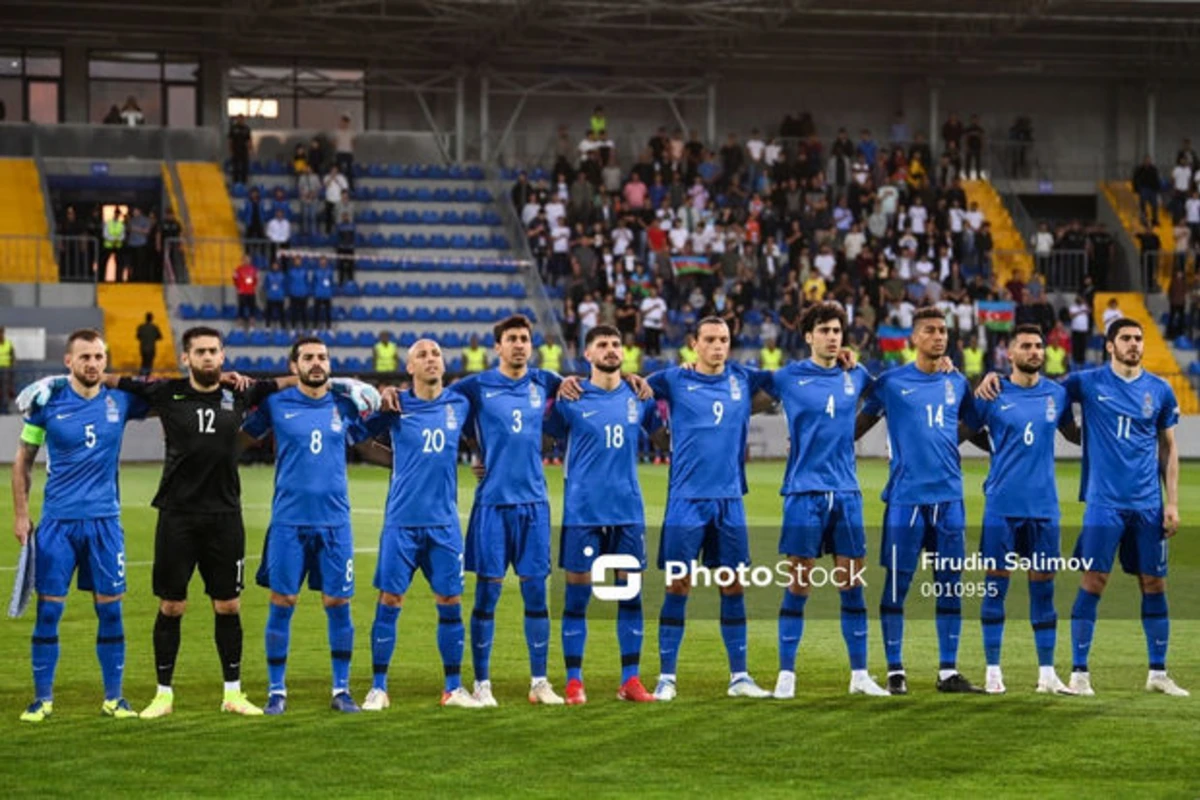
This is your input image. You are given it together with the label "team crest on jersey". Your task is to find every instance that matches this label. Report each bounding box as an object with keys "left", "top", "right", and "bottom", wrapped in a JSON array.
[
  {"left": 445, "top": 404, "right": 458, "bottom": 430},
  {"left": 1045, "top": 395, "right": 1056, "bottom": 423},
  {"left": 221, "top": 389, "right": 234, "bottom": 411},
  {"left": 105, "top": 394, "right": 119, "bottom": 423},
  {"left": 626, "top": 396, "right": 639, "bottom": 423},
  {"left": 730, "top": 375, "right": 742, "bottom": 401},
  {"left": 1142, "top": 392, "right": 1154, "bottom": 419},
  {"left": 530, "top": 383, "right": 543, "bottom": 408},
  {"left": 944, "top": 379, "right": 956, "bottom": 406},
  {"left": 330, "top": 407, "right": 343, "bottom": 432},
  {"left": 843, "top": 371, "right": 855, "bottom": 395}
]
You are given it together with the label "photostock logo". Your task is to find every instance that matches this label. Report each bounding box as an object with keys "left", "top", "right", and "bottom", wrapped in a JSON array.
[{"left": 590, "top": 553, "right": 642, "bottom": 602}]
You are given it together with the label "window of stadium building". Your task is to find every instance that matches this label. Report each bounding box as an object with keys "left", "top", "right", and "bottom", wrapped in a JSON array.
[
  {"left": 0, "top": 48, "right": 62, "bottom": 122},
  {"left": 88, "top": 51, "right": 198, "bottom": 127},
  {"left": 227, "top": 64, "right": 364, "bottom": 128}
]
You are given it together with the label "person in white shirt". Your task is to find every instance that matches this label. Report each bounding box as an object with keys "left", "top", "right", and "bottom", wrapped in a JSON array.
[
  {"left": 334, "top": 114, "right": 355, "bottom": 188},
  {"left": 895, "top": 248, "right": 915, "bottom": 281},
  {"left": 119, "top": 96, "right": 145, "bottom": 126},
  {"left": 578, "top": 132, "right": 598, "bottom": 164},
  {"left": 668, "top": 219, "right": 690, "bottom": 253},
  {"left": 544, "top": 198, "right": 566, "bottom": 228},
  {"left": 549, "top": 216, "right": 571, "bottom": 285},
  {"left": 638, "top": 285, "right": 668, "bottom": 355},
  {"left": 764, "top": 138, "right": 782, "bottom": 166},
  {"left": 877, "top": 184, "right": 900, "bottom": 220},
  {"left": 577, "top": 292, "right": 600, "bottom": 351},
  {"left": 1101, "top": 298, "right": 1122, "bottom": 332},
  {"left": 949, "top": 200, "right": 965, "bottom": 234},
  {"left": 895, "top": 299, "right": 916, "bottom": 329},
  {"left": 813, "top": 245, "right": 837, "bottom": 283},
  {"left": 266, "top": 208, "right": 291, "bottom": 267},
  {"left": 914, "top": 255, "right": 935, "bottom": 282},
  {"left": 611, "top": 221, "right": 633, "bottom": 256},
  {"left": 1069, "top": 296, "right": 1091, "bottom": 365},
  {"left": 965, "top": 202, "right": 985, "bottom": 232},
  {"left": 522, "top": 199, "right": 541, "bottom": 227},
  {"left": 323, "top": 165, "right": 349, "bottom": 234},
  {"left": 746, "top": 129, "right": 766, "bottom": 164},
  {"left": 1185, "top": 189, "right": 1200, "bottom": 230},
  {"left": 908, "top": 197, "right": 928, "bottom": 234},
  {"left": 843, "top": 223, "right": 866, "bottom": 261}
]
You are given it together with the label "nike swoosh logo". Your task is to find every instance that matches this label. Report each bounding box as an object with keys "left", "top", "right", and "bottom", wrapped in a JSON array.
[
  {"left": 999, "top": 403, "right": 1015, "bottom": 411},
  {"left": 564, "top": 630, "right": 583, "bottom": 637},
  {"left": 686, "top": 385, "right": 700, "bottom": 391},
  {"left": 55, "top": 413, "right": 73, "bottom": 419},
  {"left": 901, "top": 388, "right": 916, "bottom": 396},
  {"left": 400, "top": 414, "right": 415, "bottom": 419},
  {"left": 173, "top": 394, "right": 188, "bottom": 400},
  {"left": 341, "top": 584, "right": 353, "bottom": 592},
  {"left": 284, "top": 412, "right": 301, "bottom": 419},
  {"left": 797, "top": 379, "right": 814, "bottom": 386},
  {"left": 485, "top": 390, "right": 503, "bottom": 398},
  {"left": 581, "top": 410, "right": 598, "bottom": 418},
  {"left": 1097, "top": 395, "right": 1112, "bottom": 402},
  {"left": 375, "top": 638, "right": 393, "bottom": 644}
]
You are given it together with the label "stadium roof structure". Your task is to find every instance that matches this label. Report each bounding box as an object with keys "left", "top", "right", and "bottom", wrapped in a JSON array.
[{"left": 3, "top": 0, "right": 1200, "bottom": 80}]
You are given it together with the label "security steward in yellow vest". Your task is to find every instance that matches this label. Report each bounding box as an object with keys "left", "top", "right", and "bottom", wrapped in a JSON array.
[
  {"left": 759, "top": 340, "right": 784, "bottom": 370},
  {"left": 462, "top": 334, "right": 488, "bottom": 373},
  {"left": 1045, "top": 343, "right": 1067, "bottom": 379},
  {"left": 373, "top": 332, "right": 398, "bottom": 373},
  {"left": 538, "top": 339, "right": 563, "bottom": 373}
]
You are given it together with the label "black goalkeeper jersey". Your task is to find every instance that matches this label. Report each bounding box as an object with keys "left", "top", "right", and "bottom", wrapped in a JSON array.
[{"left": 118, "top": 377, "right": 277, "bottom": 513}]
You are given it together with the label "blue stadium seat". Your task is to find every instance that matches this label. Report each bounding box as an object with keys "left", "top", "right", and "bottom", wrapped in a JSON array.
[
  {"left": 422, "top": 210, "right": 440, "bottom": 225},
  {"left": 381, "top": 209, "right": 400, "bottom": 224},
  {"left": 427, "top": 165, "right": 448, "bottom": 180},
  {"left": 468, "top": 234, "right": 487, "bottom": 249},
  {"left": 225, "top": 330, "right": 249, "bottom": 346},
  {"left": 349, "top": 306, "right": 369, "bottom": 321},
  {"left": 383, "top": 282, "right": 403, "bottom": 297},
  {"left": 414, "top": 307, "right": 433, "bottom": 321},
  {"left": 178, "top": 303, "right": 197, "bottom": 319},
  {"left": 333, "top": 306, "right": 349, "bottom": 321},
  {"left": 399, "top": 332, "right": 417, "bottom": 347},
  {"left": 271, "top": 329, "right": 291, "bottom": 347},
  {"left": 393, "top": 306, "right": 411, "bottom": 321},
  {"left": 401, "top": 209, "right": 420, "bottom": 225},
  {"left": 369, "top": 307, "right": 391, "bottom": 322},
  {"left": 446, "top": 283, "right": 464, "bottom": 297},
  {"left": 334, "top": 331, "right": 355, "bottom": 347},
  {"left": 442, "top": 210, "right": 461, "bottom": 225},
  {"left": 339, "top": 280, "right": 361, "bottom": 297},
  {"left": 387, "top": 233, "right": 408, "bottom": 248},
  {"left": 355, "top": 331, "right": 376, "bottom": 347},
  {"left": 462, "top": 210, "right": 482, "bottom": 225},
  {"left": 474, "top": 188, "right": 493, "bottom": 203},
  {"left": 466, "top": 166, "right": 486, "bottom": 181},
  {"left": 394, "top": 187, "right": 413, "bottom": 201},
  {"left": 433, "top": 307, "right": 454, "bottom": 322},
  {"left": 221, "top": 305, "right": 237, "bottom": 320},
  {"left": 447, "top": 165, "right": 465, "bottom": 180},
  {"left": 199, "top": 303, "right": 219, "bottom": 320},
  {"left": 367, "top": 233, "right": 386, "bottom": 247},
  {"left": 249, "top": 330, "right": 271, "bottom": 346},
  {"left": 482, "top": 211, "right": 502, "bottom": 226},
  {"left": 454, "top": 308, "right": 473, "bottom": 321},
  {"left": 490, "top": 234, "right": 509, "bottom": 249},
  {"left": 430, "top": 234, "right": 450, "bottom": 249},
  {"left": 231, "top": 355, "right": 253, "bottom": 371},
  {"left": 387, "top": 164, "right": 404, "bottom": 178},
  {"left": 362, "top": 281, "right": 383, "bottom": 296},
  {"left": 442, "top": 332, "right": 463, "bottom": 348},
  {"left": 353, "top": 164, "right": 367, "bottom": 178},
  {"left": 433, "top": 188, "right": 452, "bottom": 202},
  {"left": 446, "top": 356, "right": 463, "bottom": 373},
  {"left": 414, "top": 187, "right": 433, "bottom": 202},
  {"left": 368, "top": 164, "right": 386, "bottom": 178},
  {"left": 1174, "top": 335, "right": 1194, "bottom": 350},
  {"left": 409, "top": 233, "right": 428, "bottom": 248},
  {"left": 318, "top": 330, "right": 335, "bottom": 346},
  {"left": 408, "top": 165, "right": 429, "bottom": 180},
  {"left": 450, "top": 234, "right": 469, "bottom": 249}
]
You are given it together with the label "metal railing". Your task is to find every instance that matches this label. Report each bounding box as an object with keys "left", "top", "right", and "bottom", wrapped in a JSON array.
[
  {"left": 247, "top": 128, "right": 455, "bottom": 167},
  {"left": 1029, "top": 249, "right": 1091, "bottom": 292},
  {"left": 0, "top": 233, "right": 101, "bottom": 284},
  {"left": 0, "top": 122, "right": 222, "bottom": 161},
  {"left": 1140, "top": 249, "right": 1195, "bottom": 294}
]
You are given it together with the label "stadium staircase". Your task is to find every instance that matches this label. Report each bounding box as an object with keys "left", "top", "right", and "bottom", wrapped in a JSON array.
[
  {"left": 176, "top": 161, "right": 240, "bottom": 286},
  {"left": 961, "top": 179, "right": 1032, "bottom": 286},
  {"left": 1094, "top": 291, "right": 1198, "bottom": 414},
  {"left": 0, "top": 159, "right": 57, "bottom": 282},
  {"left": 97, "top": 284, "right": 177, "bottom": 372},
  {"left": 1099, "top": 181, "right": 1177, "bottom": 290},
  {"left": 184, "top": 159, "right": 544, "bottom": 373}
]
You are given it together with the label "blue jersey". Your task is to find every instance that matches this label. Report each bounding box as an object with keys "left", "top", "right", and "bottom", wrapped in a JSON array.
[
  {"left": 647, "top": 364, "right": 772, "bottom": 500},
  {"left": 768, "top": 361, "right": 870, "bottom": 495},
  {"left": 544, "top": 381, "right": 660, "bottom": 526},
  {"left": 369, "top": 390, "right": 470, "bottom": 528},
  {"left": 1064, "top": 366, "right": 1179, "bottom": 510},
  {"left": 450, "top": 367, "right": 562, "bottom": 506},
  {"left": 312, "top": 267, "right": 335, "bottom": 300},
  {"left": 860, "top": 363, "right": 978, "bottom": 505},
  {"left": 242, "top": 388, "right": 369, "bottom": 526},
  {"left": 23, "top": 385, "right": 149, "bottom": 521},
  {"left": 264, "top": 271, "right": 286, "bottom": 301},
  {"left": 286, "top": 267, "right": 311, "bottom": 298},
  {"left": 974, "top": 378, "right": 1073, "bottom": 519}
]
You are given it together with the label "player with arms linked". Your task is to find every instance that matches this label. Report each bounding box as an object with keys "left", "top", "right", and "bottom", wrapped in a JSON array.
[
  {"left": 979, "top": 318, "right": 1186, "bottom": 696},
  {"left": 361, "top": 339, "right": 484, "bottom": 710},
  {"left": 13, "top": 330, "right": 149, "bottom": 721},
  {"left": 241, "top": 337, "right": 391, "bottom": 714},
  {"left": 544, "top": 325, "right": 664, "bottom": 704},
  {"left": 965, "top": 325, "right": 1081, "bottom": 695},
  {"left": 856, "top": 307, "right": 985, "bottom": 695}
]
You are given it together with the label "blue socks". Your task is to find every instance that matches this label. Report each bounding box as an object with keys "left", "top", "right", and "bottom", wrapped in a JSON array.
[
  {"left": 266, "top": 603, "right": 294, "bottom": 694},
  {"left": 777, "top": 590, "right": 808, "bottom": 672},
  {"left": 1070, "top": 588, "right": 1100, "bottom": 671},
  {"left": 32, "top": 599, "right": 64, "bottom": 701},
  {"left": 562, "top": 583, "right": 591, "bottom": 682},
  {"left": 324, "top": 602, "right": 354, "bottom": 693},
  {"left": 370, "top": 603, "right": 401, "bottom": 691},
  {"left": 1141, "top": 592, "right": 1169, "bottom": 671},
  {"left": 980, "top": 574, "right": 1010, "bottom": 666},
  {"left": 933, "top": 569, "right": 963, "bottom": 670},
  {"left": 880, "top": 569, "right": 913, "bottom": 671},
  {"left": 617, "top": 594, "right": 643, "bottom": 683},
  {"left": 1029, "top": 578, "right": 1057, "bottom": 667},
  {"left": 840, "top": 585, "right": 868, "bottom": 671},
  {"left": 470, "top": 580, "right": 502, "bottom": 683},
  {"left": 658, "top": 593, "right": 688, "bottom": 675},
  {"left": 720, "top": 593, "right": 748, "bottom": 674},
  {"left": 94, "top": 600, "right": 125, "bottom": 701},
  {"left": 520, "top": 578, "right": 550, "bottom": 679},
  {"left": 436, "top": 603, "right": 465, "bottom": 692}
]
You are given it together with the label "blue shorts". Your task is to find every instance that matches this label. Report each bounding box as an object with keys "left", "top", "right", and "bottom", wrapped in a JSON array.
[
  {"left": 374, "top": 522, "right": 464, "bottom": 598},
  {"left": 880, "top": 500, "right": 966, "bottom": 573},
  {"left": 1073, "top": 505, "right": 1167, "bottom": 578},
  {"left": 560, "top": 524, "right": 647, "bottom": 573},
  {"left": 36, "top": 518, "right": 126, "bottom": 597},
  {"left": 464, "top": 501, "right": 551, "bottom": 579},
  {"left": 256, "top": 524, "right": 356, "bottom": 598},
  {"left": 980, "top": 505, "right": 1060, "bottom": 571},
  {"left": 780, "top": 491, "right": 866, "bottom": 559},
  {"left": 658, "top": 496, "right": 749, "bottom": 571}
]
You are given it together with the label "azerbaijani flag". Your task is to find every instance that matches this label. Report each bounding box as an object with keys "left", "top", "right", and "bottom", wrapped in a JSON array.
[
  {"left": 671, "top": 255, "right": 716, "bottom": 277},
  {"left": 877, "top": 325, "right": 910, "bottom": 361},
  {"left": 977, "top": 301, "right": 1016, "bottom": 332}
]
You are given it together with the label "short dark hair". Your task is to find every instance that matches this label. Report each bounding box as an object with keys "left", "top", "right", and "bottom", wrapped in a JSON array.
[
  {"left": 66, "top": 328, "right": 104, "bottom": 352},
  {"left": 493, "top": 314, "right": 533, "bottom": 342},
  {"left": 181, "top": 326, "right": 223, "bottom": 351},
  {"left": 696, "top": 316, "right": 728, "bottom": 333},
  {"left": 585, "top": 324, "right": 621, "bottom": 346},
  {"left": 1011, "top": 324, "right": 1044, "bottom": 341},
  {"left": 800, "top": 301, "right": 848, "bottom": 335},
  {"left": 289, "top": 335, "right": 326, "bottom": 362},
  {"left": 1105, "top": 317, "right": 1143, "bottom": 343},
  {"left": 912, "top": 307, "right": 945, "bottom": 327}
]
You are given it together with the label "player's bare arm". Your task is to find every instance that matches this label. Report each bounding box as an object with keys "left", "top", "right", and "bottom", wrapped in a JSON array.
[
  {"left": 1159, "top": 426, "right": 1180, "bottom": 537},
  {"left": 354, "top": 439, "right": 393, "bottom": 468},
  {"left": 11, "top": 440, "right": 38, "bottom": 546},
  {"left": 854, "top": 411, "right": 881, "bottom": 441},
  {"left": 975, "top": 372, "right": 1002, "bottom": 400},
  {"left": 959, "top": 423, "right": 991, "bottom": 451},
  {"left": 1059, "top": 419, "right": 1082, "bottom": 446}
]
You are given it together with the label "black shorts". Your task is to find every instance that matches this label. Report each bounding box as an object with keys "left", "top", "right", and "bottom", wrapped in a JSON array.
[
  {"left": 154, "top": 510, "right": 246, "bottom": 602},
  {"left": 237, "top": 294, "right": 257, "bottom": 319}
]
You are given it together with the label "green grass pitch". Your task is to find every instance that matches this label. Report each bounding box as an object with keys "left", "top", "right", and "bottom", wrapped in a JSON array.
[{"left": 1, "top": 459, "right": 1197, "bottom": 798}]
